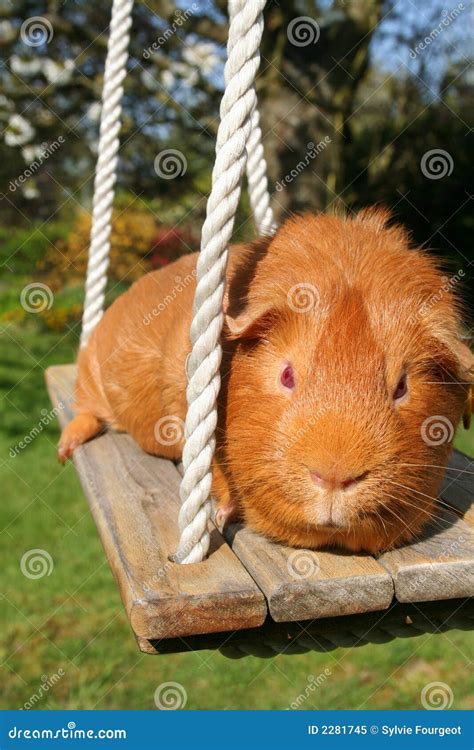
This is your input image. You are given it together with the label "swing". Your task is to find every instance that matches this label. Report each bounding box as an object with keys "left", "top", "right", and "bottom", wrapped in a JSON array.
[{"left": 46, "top": 0, "right": 474, "bottom": 655}]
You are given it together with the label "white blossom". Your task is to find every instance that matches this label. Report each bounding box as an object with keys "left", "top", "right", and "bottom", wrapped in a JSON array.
[
  {"left": 86, "top": 102, "right": 102, "bottom": 122},
  {"left": 5, "top": 114, "right": 35, "bottom": 146},
  {"left": 141, "top": 68, "right": 160, "bottom": 91},
  {"left": 0, "top": 94, "right": 14, "bottom": 112},
  {"left": 10, "top": 55, "right": 42, "bottom": 76},
  {"left": 23, "top": 185, "right": 40, "bottom": 199},
  {"left": 22, "top": 144, "right": 46, "bottom": 162},
  {"left": 43, "top": 58, "right": 74, "bottom": 85},
  {"left": 161, "top": 69, "right": 176, "bottom": 89},
  {"left": 0, "top": 20, "right": 15, "bottom": 43},
  {"left": 183, "top": 42, "right": 219, "bottom": 75}
]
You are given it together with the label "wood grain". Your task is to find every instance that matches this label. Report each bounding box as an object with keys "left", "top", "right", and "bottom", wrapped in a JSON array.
[
  {"left": 222, "top": 523, "right": 394, "bottom": 622},
  {"left": 45, "top": 364, "right": 267, "bottom": 639},
  {"left": 378, "top": 493, "right": 474, "bottom": 603}
]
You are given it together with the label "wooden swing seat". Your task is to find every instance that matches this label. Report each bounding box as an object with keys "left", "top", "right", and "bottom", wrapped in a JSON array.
[{"left": 46, "top": 364, "right": 474, "bottom": 655}]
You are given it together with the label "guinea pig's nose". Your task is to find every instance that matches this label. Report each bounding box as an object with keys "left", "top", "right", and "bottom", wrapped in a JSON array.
[{"left": 310, "top": 469, "right": 367, "bottom": 491}]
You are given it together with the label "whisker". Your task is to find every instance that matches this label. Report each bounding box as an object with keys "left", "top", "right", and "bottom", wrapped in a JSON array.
[
  {"left": 398, "top": 463, "right": 474, "bottom": 475},
  {"left": 382, "top": 488, "right": 451, "bottom": 531}
]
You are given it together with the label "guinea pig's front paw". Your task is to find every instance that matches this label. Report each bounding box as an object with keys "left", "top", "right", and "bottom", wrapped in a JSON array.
[
  {"left": 214, "top": 502, "right": 239, "bottom": 532},
  {"left": 57, "top": 413, "right": 103, "bottom": 463},
  {"left": 57, "top": 441, "right": 75, "bottom": 464}
]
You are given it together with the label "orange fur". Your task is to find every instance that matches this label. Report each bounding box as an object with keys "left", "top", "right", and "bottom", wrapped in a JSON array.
[{"left": 60, "top": 210, "right": 473, "bottom": 554}]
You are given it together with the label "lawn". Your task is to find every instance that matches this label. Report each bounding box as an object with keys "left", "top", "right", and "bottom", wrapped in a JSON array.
[{"left": 1, "top": 323, "right": 473, "bottom": 711}]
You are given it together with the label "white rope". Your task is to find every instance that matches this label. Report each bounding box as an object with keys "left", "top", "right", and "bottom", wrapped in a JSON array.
[
  {"left": 80, "top": 0, "right": 134, "bottom": 346},
  {"left": 174, "top": 0, "right": 268, "bottom": 563},
  {"left": 228, "top": 0, "right": 275, "bottom": 237},
  {"left": 245, "top": 104, "right": 276, "bottom": 235}
]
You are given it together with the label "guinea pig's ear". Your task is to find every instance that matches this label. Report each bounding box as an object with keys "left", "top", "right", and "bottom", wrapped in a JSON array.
[
  {"left": 433, "top": 336, "right": 473, "bottom": 380},
  {"left": 223, "top": 295, "right": 276, "bottom": 341},
  {"left": 433, "top": 336, "right": 474, "bottom": 429},
  {"left": 445, "top": 337, "right": 474, "bottom": 380},
  {"left": 452, "top": 339, "right": 474, "bottom": 430},
  {"left": 455, "top": 339, "right": 474, "bottom": 376}
]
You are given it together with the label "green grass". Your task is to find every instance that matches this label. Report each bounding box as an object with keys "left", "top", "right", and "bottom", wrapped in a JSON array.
[{"left": 0, "top": 323, "right": 473, "bottom": 711}]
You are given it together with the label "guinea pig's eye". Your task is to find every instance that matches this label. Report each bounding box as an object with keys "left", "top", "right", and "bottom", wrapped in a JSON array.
[
  {"left": 280, "top": 363, "right": 295, "bottom": 391},
  {"left": 393, "top": 372, "right": 408, "bottom": 403}
]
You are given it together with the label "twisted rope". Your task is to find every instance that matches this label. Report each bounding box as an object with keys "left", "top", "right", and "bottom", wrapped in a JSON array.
[
  {"left": 218, "top": 606, "right": 474, "bottom": 658},
  {"left": 174, "top": 0, "right": 268, "bottom": 563},
  {"left": 228, "top": 0, "right": 275, "bottom": 236},
  {"left": 80, "top": 0, "right": 134, "bottom": 346},
  {"left": 245, "top": 105, "right": 276, "bottom": 235}
]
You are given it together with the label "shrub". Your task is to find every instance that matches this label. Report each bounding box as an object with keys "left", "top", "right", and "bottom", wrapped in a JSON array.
[{"left": 149, "top": 226, "right": 197, "bottom": 268}]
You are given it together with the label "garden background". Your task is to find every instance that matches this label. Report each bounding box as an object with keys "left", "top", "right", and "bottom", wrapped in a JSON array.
[{"left": 1, "top": 0, "right": 473, "bottom": 710}]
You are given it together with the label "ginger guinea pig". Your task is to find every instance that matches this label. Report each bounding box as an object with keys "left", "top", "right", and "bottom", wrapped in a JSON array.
[{"left": 59, "top": 209, "right": 473, "bottom": 554}]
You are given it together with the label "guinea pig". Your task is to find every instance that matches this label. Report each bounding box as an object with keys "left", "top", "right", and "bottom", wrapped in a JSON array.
[{"left": 59, "top": 208, "right": 473, "bottom": 554}]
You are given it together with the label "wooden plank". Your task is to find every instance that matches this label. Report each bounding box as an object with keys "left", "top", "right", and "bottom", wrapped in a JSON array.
[
  {"left": 45, "top": 364, "right": 267, "bottom": 640},
  {"left": 222, "top": 523, "right": 394, "bottom": 622},
  {"left": 378, "top": 492, "right": 474, "bottom": 603},
  {"left": 440, "top": 450, "right": 474, "bottom": 525}
]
